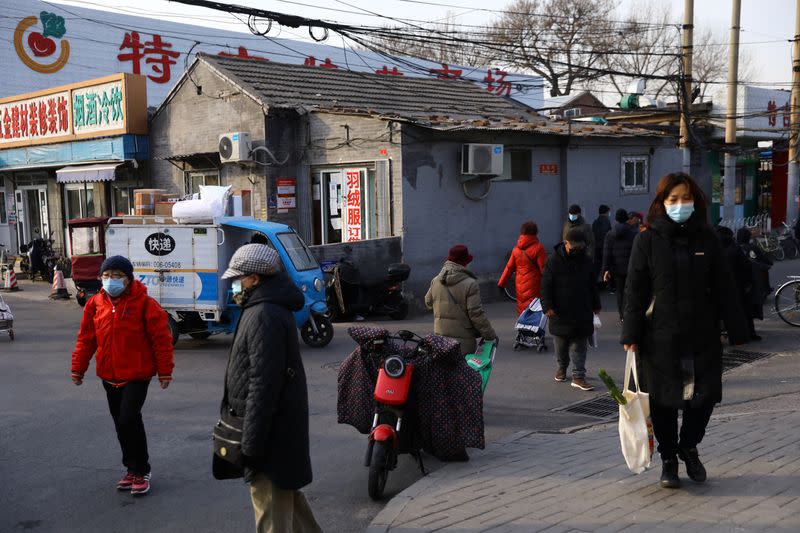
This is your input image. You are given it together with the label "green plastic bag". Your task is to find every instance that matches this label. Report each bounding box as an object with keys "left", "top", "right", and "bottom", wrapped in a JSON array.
[{"left": 465, "top": 340, "right": 496, "bottom": 394}]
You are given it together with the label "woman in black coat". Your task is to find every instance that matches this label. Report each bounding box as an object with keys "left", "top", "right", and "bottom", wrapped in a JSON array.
[{"left": 622, "top": 173, "right": 748, "bottom": 490}]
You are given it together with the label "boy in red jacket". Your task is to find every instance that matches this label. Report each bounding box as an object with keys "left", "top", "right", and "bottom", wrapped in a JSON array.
[{"left": 71, "top": 255, "right": 174, "bottom": 496}]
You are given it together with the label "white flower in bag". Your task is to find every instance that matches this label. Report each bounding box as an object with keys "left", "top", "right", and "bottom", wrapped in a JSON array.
[{"left": 618, "top": 349, "right": 654, "bottom": 474}]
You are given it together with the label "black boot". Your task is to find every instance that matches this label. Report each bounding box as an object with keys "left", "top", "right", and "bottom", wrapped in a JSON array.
[
  {"left": 660, "top": 458, "right": 680, "bottom": 488},
  {"left": 678, "top": 447, "right": 707, "bottom": 483}
]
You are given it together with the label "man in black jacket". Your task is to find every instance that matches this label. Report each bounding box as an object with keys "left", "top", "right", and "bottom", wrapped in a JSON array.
[
  {"left": 561, "top": 204, "right": 595, "bottom": 259},
  {"left": 602, "top": 209, "right": 638, "bottom": 321},
  {"left": 592, "top": 204, "right": 612, "bottom": 284},
  {"left": 221, "top": 244, "right": 321, "bottom": 533},
  {"left": 541, "top": 228, "right": 601, "bottom": 391}
]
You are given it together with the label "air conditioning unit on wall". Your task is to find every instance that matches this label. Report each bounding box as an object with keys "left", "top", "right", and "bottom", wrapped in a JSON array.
[
  {"left": 219, "top": 132, "right": 252, "bottom": 163},
  {"left": 462, "top": 144, "right": 503, "bottom": 176}
]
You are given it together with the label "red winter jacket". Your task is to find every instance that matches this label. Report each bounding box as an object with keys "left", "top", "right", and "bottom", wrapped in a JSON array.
[
  {"left": 72, "top": 280, "right": 174, "bottom": 383},
  {"left": 498, "top": 234, "right": 548, "bottom": 316}
]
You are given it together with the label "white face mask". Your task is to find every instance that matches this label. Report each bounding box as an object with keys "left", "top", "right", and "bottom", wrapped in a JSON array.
[{"left": 231, "top": 279, "right": 242, "bottom": 294}]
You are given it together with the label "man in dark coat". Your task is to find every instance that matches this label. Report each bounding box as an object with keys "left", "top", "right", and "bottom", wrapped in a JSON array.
[
  {"left": 221, "top": 244, "right": 320, "bottom": 533},
  {"left": 561, "top": 204, "right": 595, "bottom": 259},
  {"left": 592, "top": 204, "right": 612, "bottom": 283},
  {"left": 541, "top": 227, "right": 601, "bottom": 391},
  {"left": 602, "top": 209, "right": 638, "bottom": 321},
  {"left": 622, "top": 174, "right": 747, "bottom": 489},
  {"left": 717, "top": 227, "right": 758, "bottom": 340}
]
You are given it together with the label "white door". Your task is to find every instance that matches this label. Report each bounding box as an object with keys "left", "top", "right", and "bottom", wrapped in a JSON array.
[{"left": 15, "top": 187, "right": 49, "bottom": 245}]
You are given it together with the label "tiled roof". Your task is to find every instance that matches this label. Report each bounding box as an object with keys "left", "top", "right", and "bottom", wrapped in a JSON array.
[
  {"left": 199, "top": 53, "right": 534, "bottom": 121},
  {"left": 413, "top": 116, "right": 666, "bottom": 137}
]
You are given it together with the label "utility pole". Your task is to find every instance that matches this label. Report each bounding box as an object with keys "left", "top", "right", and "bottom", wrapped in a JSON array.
[
  {"left": 723, "top": 0, "right": 741, "bottom": 219},
  {"left": 680, "top": 0, "right": 694, "bottom": 174},
  {"left": 786, "top": 0, "right": 800, "bottom": 224}
]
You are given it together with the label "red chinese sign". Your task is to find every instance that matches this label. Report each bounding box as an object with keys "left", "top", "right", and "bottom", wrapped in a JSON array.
[
  {"left": 430, "top": 63, "right": 462, "bottom": 80},
  {"left": 218, "top": 46, "right": 268, "bottom": 62},
  {"left": 539, "top": 164, "right": 558, "bottom": 175},
  {"left": 484, "top": 68, "right": 512, "bottom": 97},
  {"left": 304, "top": 56, "right": 338, "bottom": 69},
  {"left": 344, "top": 170, "right": 362, "bottom": 242},
  {"left": 0, "top": 91, "right": 70, "bottom": 144},
  {"left": 767, "top": 100, "right": 791, "bottom": 128},
  {"left": 276, "top": 177, "right": 296, "bottom": 209},
  {"left": 117, "top": 31, "right": 180, "bottom": 84},
  {"left": 376, "top": 66, "right": 403, "bottom": 76}
]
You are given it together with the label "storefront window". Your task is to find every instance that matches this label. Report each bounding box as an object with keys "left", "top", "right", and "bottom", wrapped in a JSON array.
[
  {"left": 312, "top": 167, "right": 392, "bottom": 245},
  {"left": 113, "top": 186, "right": 134, "bottom": 216},
  {"left": 185, "top": 170, "right": 220, "bottom": 194},
  {"left": 65, "top": 185, "right": 95, "bottom": 219}
]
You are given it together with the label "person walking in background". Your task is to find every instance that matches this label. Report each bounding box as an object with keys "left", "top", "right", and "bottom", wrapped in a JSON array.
[
  {"left": 426, "top": 244, "right": 497, "bottom": 356},
  {"left": 717, "top": 226, "right": 758, "bottom": 341},
  {"left": 71, "top": 255, "right": 174, "bottom": 496},
  {"left": 737, "top": 227, "right": 772, "bottom": 340},
  {"left": 498, "top": 221, "right": 548, "bottom": 316},
  {"left": 561, "top": 204, "right": 595, "bottom": 259},
  {"left": 602, "top": 209, "right": 638, "bottom": 322},
  {"left": 220, "top": 244, "right": 321, "bottom": 533},
  {"left": 630, "top": 211, "right": 646, "bottom": 233},
  {"left": 622, "top": 173, "right": 747, "bottom": 490},
  {"left": 592, "top": 205, "right": 612, "bottom": 285},
  {"left": 540, "top": 228, "right": 601, "bottom": 392}
]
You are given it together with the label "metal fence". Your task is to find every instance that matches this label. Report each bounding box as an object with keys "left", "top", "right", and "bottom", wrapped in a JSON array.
[{"left": 718, "top": 213, "right": 772, "bottom": 235}]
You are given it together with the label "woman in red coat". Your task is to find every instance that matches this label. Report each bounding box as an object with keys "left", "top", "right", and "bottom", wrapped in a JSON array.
[
  {"left": 71, "top": 255, "right": 174, "bottom": 497},
  {"left": 499, "top": 221, "right": 548, "bottom": 316}
]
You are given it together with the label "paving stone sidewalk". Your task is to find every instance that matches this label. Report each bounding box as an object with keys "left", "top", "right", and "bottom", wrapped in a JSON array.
[{"left": 369, "top": 400, "right": 800, "bottom": 532}]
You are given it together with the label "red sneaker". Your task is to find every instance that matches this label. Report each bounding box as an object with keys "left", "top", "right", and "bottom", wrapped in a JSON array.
[
  {"left": 116, "top": 471, "right": 135, "bottom": 491},
  {"left": 131, "top": 473, "right": 151, "bottom": 496}
]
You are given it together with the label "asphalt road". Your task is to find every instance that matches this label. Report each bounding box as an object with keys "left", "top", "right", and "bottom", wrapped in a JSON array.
[{"left": 2, "top": 258, "right": 799, "bottom": 532}]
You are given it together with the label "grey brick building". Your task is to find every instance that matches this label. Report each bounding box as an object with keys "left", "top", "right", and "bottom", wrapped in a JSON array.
[{"left": 150, "top": 54, "right": 682, "bottom": 308}]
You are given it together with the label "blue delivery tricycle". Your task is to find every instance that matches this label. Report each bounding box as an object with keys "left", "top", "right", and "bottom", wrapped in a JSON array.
[{"left": 105, "top": 216, "right": 333, "bottom": 347}]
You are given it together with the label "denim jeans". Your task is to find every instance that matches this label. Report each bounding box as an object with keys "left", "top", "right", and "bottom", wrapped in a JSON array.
[{"left": 553, "top": 335, "right": 589, "bottom": 378}]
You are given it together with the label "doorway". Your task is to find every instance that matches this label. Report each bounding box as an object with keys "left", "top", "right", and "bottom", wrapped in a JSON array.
[{"left": 15, "top": 186, "right": 49, "bottom": 246}]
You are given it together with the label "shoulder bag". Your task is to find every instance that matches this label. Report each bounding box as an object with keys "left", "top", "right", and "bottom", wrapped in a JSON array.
[{"left": 212, "top": 370, "right": 245, "bottom": 480}]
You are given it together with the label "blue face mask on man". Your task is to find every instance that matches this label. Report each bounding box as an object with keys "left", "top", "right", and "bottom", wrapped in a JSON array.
[
  {"left": 665, "top": 202, "right": 695, "bottom": 223},
  {"left": 568, "top": 213, "right": 579, "bottom": 222},
  {"left": 102, "top": 278, "right": 126, "bottom": 297}
]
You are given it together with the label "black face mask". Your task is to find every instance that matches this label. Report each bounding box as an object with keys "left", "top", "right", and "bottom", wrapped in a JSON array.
[{"left": 568, "top": 245, "right": 586, "bottom": 256}]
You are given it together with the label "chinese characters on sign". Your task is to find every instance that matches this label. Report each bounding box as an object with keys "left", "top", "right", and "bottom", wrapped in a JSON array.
[
  {"left": 484, "top": 68, "right": 512, "bottom": 96},
  {"left": 430, "top": 63, "right": 462, "bottom": 80},
  {"left": 144, "top": 232, "right": 176, "bottom": 256},
  {"left": 344, "top": 170, "right": 362, "bottom": 242},
  {"left": 767, "top": 100, "right": 791, "bottom": 128},
  {"left": 0, "top": 90, "right": 71, "bottom": 145},
  {"left": 539, "top": 164, "right": 558, "bottom": 175},
  {"left": 276, "top": 178, "right": 297, "bottom": 209},
  {"left": 218, "top": 46, "right": 268, "bottom": 62},
  {"left": 117, "top": 31, "right": 180, "bottom": 84},
  {"left": 72, "top": 81, "right": 124, "bottom": 135}
]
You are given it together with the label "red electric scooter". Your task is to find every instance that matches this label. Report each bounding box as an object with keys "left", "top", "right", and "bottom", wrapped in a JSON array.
[{"left": 364, "top": 330, "right": 431, "bottom": 500}]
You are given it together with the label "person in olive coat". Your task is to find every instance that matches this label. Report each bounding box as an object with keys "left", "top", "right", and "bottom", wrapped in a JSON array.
[
  {"left": 622, "top": 173, "right": 748, "bottom": 490},
  {"left": 221, "top": 244, "right": 321, "bottom": 533}
]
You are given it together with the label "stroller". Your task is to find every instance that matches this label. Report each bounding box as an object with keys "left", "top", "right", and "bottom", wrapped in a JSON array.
[
  {"left": 0, "top": 293, "right": 14, "bottom": 341},
  {"left": 513, "top": 298, "right": 547, "bottom": 352}
]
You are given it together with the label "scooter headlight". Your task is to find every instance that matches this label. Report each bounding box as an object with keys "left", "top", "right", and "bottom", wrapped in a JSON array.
[
  {"left": 314, "top": 277, "right": 324, "bottom": 292},
  {"left": 384, "top": 355, "right": 405, "bottom": 378}
]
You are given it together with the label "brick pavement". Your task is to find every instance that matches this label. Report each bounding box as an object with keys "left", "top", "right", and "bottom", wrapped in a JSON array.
[{"left": 369, "top": 394, "right": 800, "bottom": 532}]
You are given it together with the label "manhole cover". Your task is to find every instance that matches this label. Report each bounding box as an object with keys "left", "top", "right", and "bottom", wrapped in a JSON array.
[
  {"left": 553, "top": 394, "right": 619, "bottom": 419},
  {"left": 722, "top": 349, "right": 774, "bottom": 372},
  {"left": 322, "top": 360, "right": 342, "bottom": 372}
]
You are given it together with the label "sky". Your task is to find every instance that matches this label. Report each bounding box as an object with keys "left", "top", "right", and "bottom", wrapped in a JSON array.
[{"left": 49, "top": 0, "right": 795, "bottom": 90}]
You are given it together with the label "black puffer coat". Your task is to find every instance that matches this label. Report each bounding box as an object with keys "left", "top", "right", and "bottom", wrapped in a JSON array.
[
  {"left": 540, "top": 244, "right": 600, "bottom": 338},
  {"left": 602, "top": 222, "right": 638, "bottom": 276},
  {"left": 621, "top": 214, "right": 748, "bottom": 409},
  {"left": 224, "top": 273, "right": 312, "bottom": 489}
]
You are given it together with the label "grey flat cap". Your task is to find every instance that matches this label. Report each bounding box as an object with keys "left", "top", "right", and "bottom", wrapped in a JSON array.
[{"left": 222, "top": 244, "right": 281, "bottom": 279}]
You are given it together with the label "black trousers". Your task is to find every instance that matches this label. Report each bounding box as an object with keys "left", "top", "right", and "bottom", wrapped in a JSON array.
[
  {"left": 614, "top": 274, "right": 627, "bottom": 320},
  {"left": 650, "top": 401, "right": 714, "bottom": 460},
  {"left": 103, "top": 380, "right": 151, "bottom": 476}
]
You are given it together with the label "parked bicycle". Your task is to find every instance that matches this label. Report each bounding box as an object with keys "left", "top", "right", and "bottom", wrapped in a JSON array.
[
  {"left": 774, "top": 276, "right": 800, "bottom": 326},
  {"left": 754, "top": 229, "right": 784, "bottom": 262}
]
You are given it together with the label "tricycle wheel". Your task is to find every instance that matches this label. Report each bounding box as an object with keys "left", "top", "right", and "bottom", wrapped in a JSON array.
[
  {"left": 301, "top": 316, "right": 334, "bottom": 348},
  {"left": 368, "top": 441, "right": 391, "bottom": 501},
  {"left": 388, "top": 301, "right": 409, "bottom": 321},
  {"left": 189, "top": 331, "right": 211, "bottom": 340},
  {"left": 167, "top": 316, "right": 180, "bottom": 346}
]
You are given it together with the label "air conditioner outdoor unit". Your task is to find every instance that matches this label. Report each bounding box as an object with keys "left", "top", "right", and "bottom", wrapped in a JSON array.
[
  {"left": 548, "top": 114, "right": 561, "bottom": 120},
  {"left": 461, "top": 144, "right": 503, "bottom": 176},
  {"left": 219, "top": 132, "right": 252, "bottom": 163}
]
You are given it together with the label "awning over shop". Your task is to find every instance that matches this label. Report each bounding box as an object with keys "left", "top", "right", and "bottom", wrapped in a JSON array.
[{"left": 56, "top": 163, "right": 123, "bottom": 183}]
